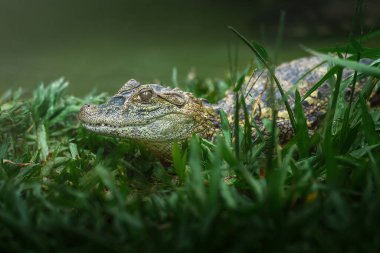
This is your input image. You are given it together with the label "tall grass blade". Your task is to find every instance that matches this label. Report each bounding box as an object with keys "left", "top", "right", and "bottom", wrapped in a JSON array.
[
  {"left": 172, "top": 142, "right": 187, "bottom": 183},
  {"left": 189, "top": 136, "right": 206, "bottom": 204},
  {"left": 294, "top": 90, "right": 310, "bottom": 158},
  {"left": 323, "top": 67, "right": 344, "bottom": 186},
  {"left": 233, "top": 92, "right": 240, "bottom": 157},
  {"left": 305, "top": 48, "right": 380, "bottom": 77},
  {"left": 228, "top": 26, "right": 297, "bottom": 132},
  {"left": 240, "top": 94, "right": 252, "bottom": 150},
  {"left": 358, "top": 95, "right": 379, "bottom": 145},
  {"left": 301, "top": 66, "right": 339, "bottom": 101},
  {"left": 219, "top": 110, "right": 232, "bottom": 145}
]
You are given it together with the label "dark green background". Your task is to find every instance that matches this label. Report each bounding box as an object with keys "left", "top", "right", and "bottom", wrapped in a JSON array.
[{"left": 0, "top": 0, "right": 378, "bottom": 95}]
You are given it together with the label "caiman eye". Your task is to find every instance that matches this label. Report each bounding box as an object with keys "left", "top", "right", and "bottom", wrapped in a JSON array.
[{"left": 139, "top": 90, "right": 153, "bottom": 102}]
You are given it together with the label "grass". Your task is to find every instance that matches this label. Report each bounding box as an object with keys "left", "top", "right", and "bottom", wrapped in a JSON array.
[{"left": 1, "top": 11, "right": 380, "bottom": 253}]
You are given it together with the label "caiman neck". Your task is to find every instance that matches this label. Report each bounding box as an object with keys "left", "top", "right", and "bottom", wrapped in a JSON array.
[
  {"left": 138, "top": 104, "right": 221, "bottom": 161},
  {"left": 192, "top": 104, "right": 221, "bottom": 141}
]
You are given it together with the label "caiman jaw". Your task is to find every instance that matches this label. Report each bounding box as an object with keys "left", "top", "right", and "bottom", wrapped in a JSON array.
[
  {"left": 78, "top": 103, "right": 127, "bottom": 134},
  {"left": 79, "top": 106, "right": 197, "bottom": 141}
]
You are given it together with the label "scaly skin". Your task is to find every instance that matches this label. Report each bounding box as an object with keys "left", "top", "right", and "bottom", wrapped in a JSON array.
[{"left": 78, "top": 56, "right": 375, "bottom": 160}]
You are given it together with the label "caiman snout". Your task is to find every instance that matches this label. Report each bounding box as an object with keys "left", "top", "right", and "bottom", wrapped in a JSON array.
[{"left": 78, "top": 104, "right": 98, "bottom": 122}]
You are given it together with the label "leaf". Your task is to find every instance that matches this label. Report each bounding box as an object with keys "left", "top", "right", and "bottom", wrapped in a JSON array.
[
  {"left": 69, "top": 143, "right": 79, "bottom": 160},
  {"left": 358, "top": 95, "right": 379, "bottom": 145},
  {"left": 95, "top": 164, "right": 118, "bottom": 196},
  {"left": 220, "top": 181, "right": 238, "bottom": 209},
  {"left": 350, "top": 143, "right": 380, "bottom": 158},
  {"left": 237, "top": 165, "right": 264, "bottom": 203},
  {"left": 172, "top": 142, "right": 187, "bottom": 183},
  {"left": 220, "top": 140, "right": 238, "bottom": 167},
  {"left": 240, "top": 94, "right": 252, "bottom": 150},
  {"left": 229, "top": 26, "right": 296, "bottom": 132},
  {"left": 233, "top": 67, "right": 249, "bottom": 92},
  {"left": 323, "top": 67, "right": 344, "bottom": 186},
  {"left": 0, "top": 135, "right": 9, "bottom": 162},
  {"left": 305, "top": 48, "right": 380, "bottom": 78},
  {"left": 188, "top": 136, "right": 206, "bottom": 204},
  {"left": 37, "top": 123, "right": 49, "bottom": 161},
  {"left": 233, "top": 93, "right": 240, "bottom": 156},
  {"left": 302, "top": 66, "right": 340, "bottom": 101},
  {"left": 290, "top": 60, "right": 327, "bottom": 93},
  {"left": 219, "top": 110, "right": 232, "bottom": 145},
  {"left": 294, "top": 90, "right": 310, "bottom": 158}
]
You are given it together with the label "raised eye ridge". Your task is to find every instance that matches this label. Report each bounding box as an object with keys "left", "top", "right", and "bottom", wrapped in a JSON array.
[
  {"left": 110, "top": 96, "right": 126, "bottom": 106},
  {"left": 139, "top": 90, "right": 153, "bottom": 102}
]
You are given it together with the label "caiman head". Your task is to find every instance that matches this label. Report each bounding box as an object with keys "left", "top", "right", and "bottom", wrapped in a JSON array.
[{"left": 78, "top": 79, "right": 220, "bottom": 159}]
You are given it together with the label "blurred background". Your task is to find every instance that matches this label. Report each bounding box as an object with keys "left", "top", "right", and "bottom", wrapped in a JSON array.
[{"left": 0, "top": 0, "right": 379, "bottom": 95}]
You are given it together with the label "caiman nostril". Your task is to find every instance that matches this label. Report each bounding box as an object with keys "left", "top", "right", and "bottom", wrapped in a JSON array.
[
  {"left": 81, "top": 104, "right": 96, "bottom": 111},
  {"left": 78, "top": 104, "right": 98, "bottom": 121}
]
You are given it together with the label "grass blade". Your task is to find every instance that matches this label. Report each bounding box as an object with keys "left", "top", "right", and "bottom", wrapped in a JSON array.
[
  {"left": 172, "top": 142, "right": 187, "bottom": 183},
  {"left": 305, "top": 48, "right": 380, "bottom": 77},
  {"left": 323, "top": 67, "right": 344, "bottom": 186},
  {"left": 358, "top": 95, "right": 379, "bottom": 145},
  {"left": 240, "top": 93, "right": 252, "bottom": 150},
  {"left": 36, "top": 123, "right": 49, "bottom": 161},
  {"left": 219, "top": 110, "right": 232, "bottom": 145},
  {"left": 302, "top": 66, "right": 339, "bottom": 101},
  {"left": 228, "top": 26, "right": 297, "bottom": 132},
  {"left": 294, "top": 90, "right": 310, "bottom": 158}
]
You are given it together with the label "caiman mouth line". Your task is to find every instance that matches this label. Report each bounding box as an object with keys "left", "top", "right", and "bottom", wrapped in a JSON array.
[
  {"left": 82, "top": 121, "right": 150, "bottom": 129},
  {"left": 81, "top": 112, "right": 186, "bottom": 129},
  {"left": 82, "top": 122, "right": 144, "bottom": 134},
  {"left": 83, "top": 122, "right": 122, "bottom": 129}
]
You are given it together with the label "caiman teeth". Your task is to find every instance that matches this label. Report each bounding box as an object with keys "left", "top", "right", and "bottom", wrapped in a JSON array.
[{"left": 84, "top": 122, "right": 122, "bottom": 129}]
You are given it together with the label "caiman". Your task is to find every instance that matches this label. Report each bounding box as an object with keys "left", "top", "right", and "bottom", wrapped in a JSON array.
[{"left": 78, "top": 56, "right": 378, "bottom": 160}]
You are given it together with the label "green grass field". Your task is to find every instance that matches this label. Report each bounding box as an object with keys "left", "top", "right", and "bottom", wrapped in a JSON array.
[{"left": 1, "top": 10, "right": 380, "bottom": 253}]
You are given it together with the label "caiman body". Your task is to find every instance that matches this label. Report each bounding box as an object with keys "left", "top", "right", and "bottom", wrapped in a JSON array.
[{"left": 78, "top": 57, "right": 374, "bottom": 159}]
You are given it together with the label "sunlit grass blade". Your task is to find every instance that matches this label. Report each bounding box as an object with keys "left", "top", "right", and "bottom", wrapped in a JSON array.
[
  {"left": 305, "top": 48, "right": 380, "bottom": 77},
  {"left": 36, "top": 123, "right": 49, "bottom": 161},
  {"left": 172, "top": 142, "right": 187, "bottom": 183}
]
